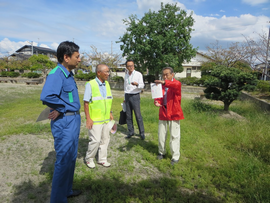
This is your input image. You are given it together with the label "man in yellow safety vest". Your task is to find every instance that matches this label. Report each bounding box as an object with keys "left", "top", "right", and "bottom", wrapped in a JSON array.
[{"left": 83, "top": 64, "right": 113, "bottom": 168}]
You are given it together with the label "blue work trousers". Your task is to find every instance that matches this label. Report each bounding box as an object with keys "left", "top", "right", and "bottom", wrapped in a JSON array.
[{"left": 50, "top": 113, "right": 81, "bottom": 203}]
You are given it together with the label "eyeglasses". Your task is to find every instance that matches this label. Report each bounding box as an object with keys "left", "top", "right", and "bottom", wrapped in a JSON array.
[
  {"left": 126, "top": 65, "right": 134, "bottom": 68},
  {"left": 102, "top": 71, "right": 110, "bottom": 74}
]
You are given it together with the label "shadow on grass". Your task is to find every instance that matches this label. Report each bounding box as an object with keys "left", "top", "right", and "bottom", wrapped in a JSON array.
[
  {"left": 10, "top": 176, "right": 223, "bottom": 203},
  {"left": 116, "top": 123, "right": 158, "bottom": 157},
  {"left": 39, "top": 136, "right": 89, "bottom": 177},
  {"left": 39, "top": 151, "right": 56, "bottom": 175}
]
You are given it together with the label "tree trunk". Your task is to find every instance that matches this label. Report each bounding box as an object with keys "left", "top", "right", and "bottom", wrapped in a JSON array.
[{"left": 224, "top": 103, "right": 230, "bottom": 111}]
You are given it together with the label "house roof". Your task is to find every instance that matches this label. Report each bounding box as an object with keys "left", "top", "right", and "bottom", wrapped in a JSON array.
[{"left": 15, "top": 45, "right": 56, "bottom": 54}]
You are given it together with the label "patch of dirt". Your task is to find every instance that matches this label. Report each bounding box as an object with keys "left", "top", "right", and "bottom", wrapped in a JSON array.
[{"left": 219, "top": 110, "right": 246, "bottom": 121}]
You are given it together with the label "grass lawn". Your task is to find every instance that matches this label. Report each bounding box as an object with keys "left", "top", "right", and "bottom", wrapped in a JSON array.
[{"left": 0, "top": 83, "right": 269, "bottom": 203}]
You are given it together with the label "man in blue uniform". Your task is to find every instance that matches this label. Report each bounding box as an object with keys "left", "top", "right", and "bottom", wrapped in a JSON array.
[{"left": 40, "top": 41, "right": 82, "bottom": 203}]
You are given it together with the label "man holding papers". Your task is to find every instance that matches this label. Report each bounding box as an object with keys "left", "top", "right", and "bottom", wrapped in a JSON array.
[{"left": 154, "top": 67, "right": 184, "bottom": 166}]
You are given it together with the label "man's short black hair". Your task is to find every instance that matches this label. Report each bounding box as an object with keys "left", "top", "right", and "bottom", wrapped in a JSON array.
[
  {"left": 57, "top": 41, "right": 80, "bottom": 63},
  {"left": 125, "top": 59, "right": 134, "bottom": 66}
]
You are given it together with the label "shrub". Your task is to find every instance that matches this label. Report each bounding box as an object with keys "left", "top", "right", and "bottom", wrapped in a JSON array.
[
  {"left": 0, "top": 71, "right": 20, "bottom": 77},
  {"left": 110, "top": 75, "right": 124, "bottom": 82},
  {"left": 20, "top": 73, "right": 28, "bottom": 77},
  {"left": 198, "top": 75, "right": 212, "bottom": 86},
  {"left": 27, "top": 72, "right": 41, "bottom": 78},
  {"left": 256, "top": 80, "right": 270, "bottom": 93},
  {"left": 74, "top": 72, "right": 96, "bottom": 81},
  {"left": 179, "top": 77, "right": 200, "bottom": 85},
  {"left": 20, "top": 72, "right": 41, "bottom": 78},
  {"left": 0, "top": 71, "right": 8, "bottom": 77}
]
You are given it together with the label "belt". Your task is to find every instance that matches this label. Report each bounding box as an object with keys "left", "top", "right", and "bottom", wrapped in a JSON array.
[
  {"left": 126, "top": 92, "right": 140, "bottom": 95},
  {"left": 64, "top": 111, "right": 80, "bottom": 116}
]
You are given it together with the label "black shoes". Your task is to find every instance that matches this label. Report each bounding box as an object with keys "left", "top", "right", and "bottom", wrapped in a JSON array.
[
  {"left": 171, "top": 159, "right": 179, "bottom": 166},
  {"left": 125, "top": 134, "right": 145, "bottom": 140},
  {"left": 67, "top": 190, "right": 82, "bottom": 198},
  {"left": 125, "top": 134, "right": 134, "bottom": 139},
  {"left": 157, "top": 154, "right": 164, "bottom": 160}
]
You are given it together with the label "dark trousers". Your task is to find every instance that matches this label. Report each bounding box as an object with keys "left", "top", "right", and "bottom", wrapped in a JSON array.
[
  {"left": 125, "top": 93, "right": 144, "bottom": 136},
  {"left": 50, "top": 114, "right": 81, "bottom": 203}
]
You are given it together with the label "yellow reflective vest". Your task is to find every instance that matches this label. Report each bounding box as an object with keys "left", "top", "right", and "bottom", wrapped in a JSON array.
[{"left": 87, "top": 79, "right": 113, "bottom": 125}]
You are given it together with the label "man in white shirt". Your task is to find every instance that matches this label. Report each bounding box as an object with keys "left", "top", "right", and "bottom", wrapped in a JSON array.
[{"left": 124, "top": 60, "right": 145, "bottom": 140}]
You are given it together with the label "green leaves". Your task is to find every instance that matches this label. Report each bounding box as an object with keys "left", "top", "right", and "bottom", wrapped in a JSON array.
[
  {"left": 203, "top": 64, "right": 258, "bottom": 110},
  {"left": 117, "top": 3, "right": 197, "bottom": 77},
  {"left": 28, "top": 54, "right": 56, "bottom": 74}
]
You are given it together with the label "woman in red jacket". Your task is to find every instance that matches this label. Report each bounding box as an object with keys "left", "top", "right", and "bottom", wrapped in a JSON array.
[{"left": 154, "top": 67, "right": 184, "bottom": 165}]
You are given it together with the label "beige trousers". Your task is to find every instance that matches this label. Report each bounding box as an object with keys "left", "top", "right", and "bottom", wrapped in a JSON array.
[
  {"left": 85, "top": 123, "right": 110, "bottom": 163},
  {"left": 158, "top": 120, "right": 181, "bottom": 161}
]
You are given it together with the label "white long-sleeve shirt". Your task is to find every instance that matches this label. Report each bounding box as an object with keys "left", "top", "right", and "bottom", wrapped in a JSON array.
[{"left": 124, "top": 70, "right": 144, "bottom": 94}]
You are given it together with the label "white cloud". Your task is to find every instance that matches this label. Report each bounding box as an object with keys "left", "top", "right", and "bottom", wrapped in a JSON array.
[
  {"left": 136, "top": 0, "right": 186, "bottom": 12},
  {"left": 220, "top": 10, "right": 225, "bottom": 12},
  {"left": 39, "top": 44, "right": 50, "bottom": 48},
  {"left": 0, "top": 38, "right": 26, "bottom": 55},
  {"left": 242, "top": 0, "right": 269, "bottom": 6},
  {"left": 192, "top": 13, "right": 270, "bottom": 50},
  {"left": 93, "top": 8, "right": 127, "bottom": 38},
  {"left": 50, "top": 43, "right": 59, "bottom": 51}
]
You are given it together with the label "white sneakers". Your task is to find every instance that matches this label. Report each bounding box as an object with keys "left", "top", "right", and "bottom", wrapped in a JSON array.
[
  {"left": 86, "top": 160, "right": 111, "bottom": 168},
  {"left": 86, "top": 160, "right": 95, "bottom": 169},
  {"left": 97, "top": 161, "right": 111, "bottom": 167}
]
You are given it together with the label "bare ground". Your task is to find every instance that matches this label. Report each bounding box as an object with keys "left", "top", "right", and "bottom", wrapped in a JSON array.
[{"left": 0, "top": 83, "right": 243, "bottom": 202}]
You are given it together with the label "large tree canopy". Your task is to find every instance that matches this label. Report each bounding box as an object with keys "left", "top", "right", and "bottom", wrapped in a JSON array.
[{"left": 117, "top": 3, "right": 197, "bottom": 77}]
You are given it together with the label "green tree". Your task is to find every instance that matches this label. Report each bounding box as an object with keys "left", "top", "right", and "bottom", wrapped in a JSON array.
[
  {"left": 0, "top": 57, "right": 8, "bottom": 70},
  {"left": 28, "top": 54, "right": 56, "bottom": 75},
  {"left": 203, "top": 64, "right": 258, "bottom": 111},
  {"left": 117, "top": 3, "right": 197, "bottom": 78}
]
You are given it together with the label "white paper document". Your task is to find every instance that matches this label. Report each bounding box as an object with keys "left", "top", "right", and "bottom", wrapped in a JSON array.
[
  {"left": 121, "top": 102, "right": 126, "bottom": 112},
  {"left": 36, "top": 107, "right": 50, "bottom": 122},
  {"left": 150, "top": 83, "right": 163, "bottom": 99}
]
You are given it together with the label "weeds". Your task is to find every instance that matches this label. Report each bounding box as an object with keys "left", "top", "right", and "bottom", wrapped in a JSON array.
[{"left": 0, "top": 84, "right": 270, "bottom": 202}]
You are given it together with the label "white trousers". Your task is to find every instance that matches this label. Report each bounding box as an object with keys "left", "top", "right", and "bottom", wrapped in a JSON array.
[
  {"left": 85, "top": 123, "right": 110, "bottom": 163},
  {"left": 158, "top": 120, "right": 181, "bottom": 161}
]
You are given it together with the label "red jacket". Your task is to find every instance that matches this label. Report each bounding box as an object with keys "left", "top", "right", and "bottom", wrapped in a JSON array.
[{"left": 154, "top": 79, "right": 184, "bottom": 121}]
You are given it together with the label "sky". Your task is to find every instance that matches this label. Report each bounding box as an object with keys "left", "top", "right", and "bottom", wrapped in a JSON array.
[{"left": 0, "top": 0, "right": 269, "bottom": 59}]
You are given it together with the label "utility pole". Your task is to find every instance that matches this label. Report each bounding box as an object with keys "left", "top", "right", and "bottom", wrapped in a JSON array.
[
  {"left": 111, "top": 41, "right": 113, "bottom": 55},
  {"left": 27, "top": 41, "right": 33, "bottom": 55},
  {"left": 264, "top": 22, "right": 270, "bottom": 81},
  {"left": 31, "top": 41, "right": 33, "bottom": 55}
]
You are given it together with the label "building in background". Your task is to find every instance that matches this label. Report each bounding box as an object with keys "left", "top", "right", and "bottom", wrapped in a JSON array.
[
  {"left": 10, "top": 45, "right": 57, "bottom": 62},
  {"left": 175, "top": 52, "right": 211, "bottom": 79}
]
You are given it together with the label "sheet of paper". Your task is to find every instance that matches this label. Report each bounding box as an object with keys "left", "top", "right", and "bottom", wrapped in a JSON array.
[
  {"left": 36, "top": 107, "right": 50, "bottom": 122},
  {"left": 150, "top": 83, "right": 163, "bottom": 99}
]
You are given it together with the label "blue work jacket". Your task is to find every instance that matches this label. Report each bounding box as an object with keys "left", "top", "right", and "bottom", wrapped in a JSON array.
[{"left": 40, "top": 64, "right": 80, "bottom": 113}]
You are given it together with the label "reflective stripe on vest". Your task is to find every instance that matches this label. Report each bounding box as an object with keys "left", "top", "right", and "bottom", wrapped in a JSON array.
[{"left": 87, "top": 79, "right": 112, "bottom": 125}]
